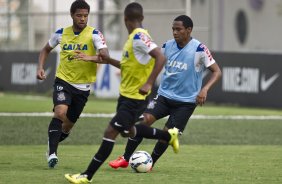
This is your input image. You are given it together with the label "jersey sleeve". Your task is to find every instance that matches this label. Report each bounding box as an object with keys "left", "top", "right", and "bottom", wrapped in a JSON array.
[
  {"left": 196, "top": 43, "right": 215, "bottom": 68},
  {"left": 92, "top": 29, "right": 107, "bottom": 50},
  {"left": 48, "top": 28, "right": 63, "bottom": 48},
  {"left": 133, "top": 32, "right": 158, "bottom": 54}
]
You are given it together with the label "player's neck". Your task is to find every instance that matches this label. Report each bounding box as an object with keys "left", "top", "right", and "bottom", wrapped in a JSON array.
[
  {"left": 127, "top": 22, "right": 143, "bottom": 34},
  {"left": 178, "top": 37, "right": 192, "bottom": 48}
]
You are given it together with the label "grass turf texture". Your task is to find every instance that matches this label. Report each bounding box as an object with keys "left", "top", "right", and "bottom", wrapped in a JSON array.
[
  {"left": 1, "top": 93, "right": 282, "bottom": 115},
  {"left": 0, "top": 145, "right": 282, "bottom": 184},
  {"left": 1, "top": 117, "right": 282, "bottom": 145},
  {"left": 1, "top": 93, "right": 282, "bottom": 183}
]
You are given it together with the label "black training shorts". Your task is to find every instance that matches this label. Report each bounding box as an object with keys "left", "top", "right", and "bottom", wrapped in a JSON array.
[
  {"left": 53, "top": 77, "right": 90, "bottom": 123},
  {"left": 144, "top": 94, "right": 196, "bottom": 133},
  {"left": 110, "top": 95, "right": 147, "bottom": 133}
]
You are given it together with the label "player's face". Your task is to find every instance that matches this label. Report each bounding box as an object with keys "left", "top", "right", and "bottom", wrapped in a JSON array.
[
  {"left": 71, "top": 9, "right": 89, "bottom": 31},
  {"left": 172, "top": 21, "right": 191, "bottom": 45}
]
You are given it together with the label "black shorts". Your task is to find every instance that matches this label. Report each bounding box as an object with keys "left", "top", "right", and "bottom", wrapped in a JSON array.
[
  {"left": 144, "top": 95, "right": 196, "bottom": 134},
  {"left": 53, "top": 77, "right": 90, "bottom": 123},
  {"left": 110, "top": 95, "right": 147, "bottom": 133}
]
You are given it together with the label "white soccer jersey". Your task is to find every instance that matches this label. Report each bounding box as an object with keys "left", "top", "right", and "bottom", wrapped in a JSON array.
[{"left": 132, "top": 32, "right": 158, "bottom": 65}]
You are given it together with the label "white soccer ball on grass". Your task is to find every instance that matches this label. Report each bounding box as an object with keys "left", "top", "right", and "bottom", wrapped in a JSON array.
[{"left": 129, "top": 151, "right": 153, "bottom": 173}]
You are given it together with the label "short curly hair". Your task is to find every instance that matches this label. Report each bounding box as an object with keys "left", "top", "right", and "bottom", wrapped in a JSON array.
[
  {"left": 124, "top": 2, "right": 143, "bottom": 21},
  {"left": 174, "top": 15, "right": 193, "bottom": 29},
  {"left": 70, "top": 0, "right": 90, "bottom": 14}
]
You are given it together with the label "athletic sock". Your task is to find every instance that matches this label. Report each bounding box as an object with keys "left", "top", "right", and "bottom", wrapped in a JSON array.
[
  {"left": 48, "top": 118, "right": 62, "bottom": 155},
  {"left": 59, "top": 131, "right": 69, "bottom": 142},
  {"left": 83, "top": 138, "right": 115, "bottom": 180},
  {"left": 134, "top": 124, "right": 170, "bottom": 142},
  {"left": 151, "top": 141, "right": 169, "bottom": 166},
  {"left": 123, "top": 137, "right": 143, "bottom": 161}
]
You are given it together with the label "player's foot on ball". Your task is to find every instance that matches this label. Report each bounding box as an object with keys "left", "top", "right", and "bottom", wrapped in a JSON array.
[
  {"left": 109, "top": 156, "right": 129, "bottom": 169},
  {"left": 65, "top": 173, "right": 92, "bottom": 184},
  {"left": 47, "top": 153, "right": 58, "bottom": 168},
  {"left": 168, "top": 127, "right": 179, "bottom": 153}
]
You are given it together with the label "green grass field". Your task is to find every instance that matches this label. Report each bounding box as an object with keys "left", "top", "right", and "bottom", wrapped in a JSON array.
[
  {"left": 0, "top": 93, "right": 282, "bottom": 184},
  {"left": 1, "top": 145, "right": 282, "bottom": 184}
]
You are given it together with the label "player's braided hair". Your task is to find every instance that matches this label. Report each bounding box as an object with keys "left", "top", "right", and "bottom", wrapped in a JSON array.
[
  {"left": 174, "top": 15, "right": 193, "bottom": 29},
  {"left": 70, "top": 0, "right": 90, "bottom": 14}
]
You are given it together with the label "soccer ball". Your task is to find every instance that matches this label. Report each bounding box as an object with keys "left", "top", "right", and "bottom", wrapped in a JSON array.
[{"left": 129, "top": 151, "right": 153, "bottom": 173}]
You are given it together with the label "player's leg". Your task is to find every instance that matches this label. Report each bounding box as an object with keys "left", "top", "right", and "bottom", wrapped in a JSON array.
[
  {"left": 151, "top": 101, "right": 196, "bottom": 166},
  {"left": 59, "top": 119, "right": 73, "bottom": 142},
  {"left": 59, "top": 88, "right": 90, "bottom": 142},
  {"left": 109, "top": 95, "right": 170, "bottom": 168},
  {"left": 65, "top": 96, "right": 134, "bottom": 182},
  {"left": 47, "top": 78, "right": 72, "bottom": 168},
  {"left": 65, "top": 123, "right": 119, "bottom": 183}
]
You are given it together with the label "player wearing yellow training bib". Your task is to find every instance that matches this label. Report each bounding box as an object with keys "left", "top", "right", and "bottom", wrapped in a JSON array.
[
  {"left": 36, "top": 0, "right": 109, "bottom": 169},
  {"left": 64, "top": 3, "right": 181, "bottom": 183}
]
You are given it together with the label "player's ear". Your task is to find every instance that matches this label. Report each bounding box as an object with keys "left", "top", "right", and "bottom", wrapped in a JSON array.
[{"left": 140, "top": 15, "right": 144, "bottom": 22}]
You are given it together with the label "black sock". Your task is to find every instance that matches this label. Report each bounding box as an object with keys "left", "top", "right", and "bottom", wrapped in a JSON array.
[
  {"left": 83, "top": 138, "right": 115, "bottom": 180},
  {"left": 123, "top": 137, "right": 143, "bottom": 161},
  {"left": 59, "top": 131, "right": 69, "bottom": 142},
  {"left": 48, "top": 118, "right": 62, "bottom": 155},
  {"left": 151, "top": 141, "right": 169, "bottom": 166},
  {"left": 135, "top": 124, "right": 170, "bottom": 142}
]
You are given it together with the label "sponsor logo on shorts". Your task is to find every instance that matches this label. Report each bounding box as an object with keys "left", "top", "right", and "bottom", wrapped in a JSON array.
[
  {"left": 57, "top": 85, "right": 63, "bottom": 91},
  {"left": 114, "top": 122, "right": 122, "bottom": 127}
]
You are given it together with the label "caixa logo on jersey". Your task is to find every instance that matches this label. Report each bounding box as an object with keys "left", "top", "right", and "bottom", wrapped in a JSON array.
[{"left": 221, "top": 67, "right": 279, "bottom": 93}]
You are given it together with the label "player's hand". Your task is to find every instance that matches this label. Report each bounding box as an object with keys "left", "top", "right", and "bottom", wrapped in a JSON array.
[
  {"left": 37, "top": 68, "right": 46, "bottom": 80},
  {"left": 74, "top": 50, "right": 94, "bottom": 61},
  {"left": 139, "top": 83, "right": 152, "bottom": 95},
  {"left": 196, "top": 89, "right": 207, "bottom": 106},
  {"left": 97, "top": 51, "right": 110, "bottom": 64}
]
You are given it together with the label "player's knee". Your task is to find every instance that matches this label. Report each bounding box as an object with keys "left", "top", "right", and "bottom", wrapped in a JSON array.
[
  {"left": 120, "top": 127, "right": 135, "bottom": 137},
  {"left": 142, "top": 113, "right": 156, "bottom": 126},
  {"left": 54, "top": 110, "right": 67, "bottom": 121},
  {"left": 104, "top": 124, "right": 119, "bottom": 139}
]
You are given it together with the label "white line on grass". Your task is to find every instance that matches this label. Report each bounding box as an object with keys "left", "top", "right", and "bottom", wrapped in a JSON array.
[{"left": 0, "top": 112, "right": 282, "bottom": 120}]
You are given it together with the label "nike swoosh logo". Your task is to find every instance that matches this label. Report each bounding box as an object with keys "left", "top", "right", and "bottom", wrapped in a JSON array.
[
  {"left": 260, "top": 73, "right": 279, "bottom": 91},
  {"left": 131, "top": 156, "right": 141, "bottom": 161},
  {"left": 114, "top": 122, "right": 122, "bottom": 127},
  {"left": 68, "top": 55, "right": 74, "bottom": 61},
  {"left": 165, "top": 70, "right": 178, "bottom": 76}
]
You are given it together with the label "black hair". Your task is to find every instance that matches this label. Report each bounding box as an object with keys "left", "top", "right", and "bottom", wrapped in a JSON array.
[
  {"left": 70, "top": 0, "right": 90, "bottom": 14},
  {"left": 174, "top": 15, "right": 193, "bottom": 29},
  {"left": 124, "top": 2, "right": 143, "bottom": 21}
]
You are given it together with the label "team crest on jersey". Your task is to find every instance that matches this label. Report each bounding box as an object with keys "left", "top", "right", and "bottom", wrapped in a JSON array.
[
  {"left": 147, "top": 100, "right": 156, "bottom": 109},
  {"left": 57, "top": 92, "right": 66, "bottom": 101}
]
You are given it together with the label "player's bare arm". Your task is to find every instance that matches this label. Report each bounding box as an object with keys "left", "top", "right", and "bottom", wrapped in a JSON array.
[
  {"left": 37, "top": 43, "right": 53, "bottom": 80},
  {"left": 139, "top": 47, "right": 166, "bottom": 95},
  {"left": 196, "top": 62, "right": 222, "bottom": 105},
  {"left": 74, "top": 50, "right": 101, "bottom": 62},
  {"left": 98, "top": 52, "right": 121, "bottom": 69}
]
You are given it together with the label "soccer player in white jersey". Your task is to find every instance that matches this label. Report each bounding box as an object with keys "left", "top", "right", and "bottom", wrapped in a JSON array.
[
  {"left": 36, "top": 0, "right": 109, "bottom": 168},
  {"left": 109, "top": 15, "right": 222, "bottom": 169}
]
